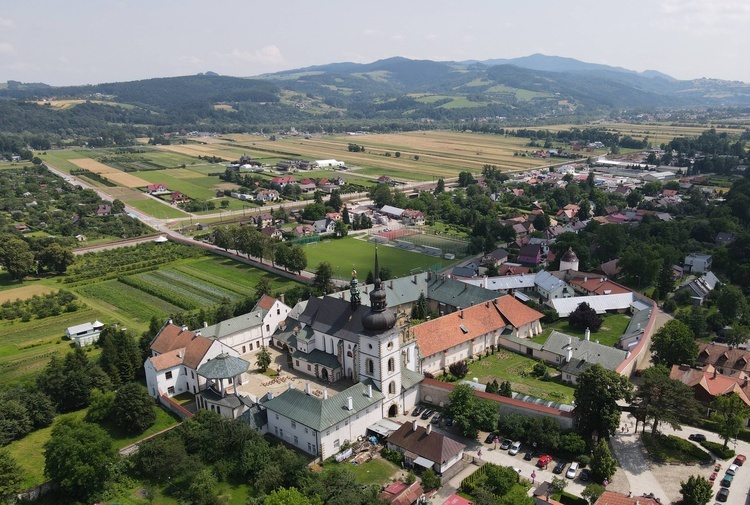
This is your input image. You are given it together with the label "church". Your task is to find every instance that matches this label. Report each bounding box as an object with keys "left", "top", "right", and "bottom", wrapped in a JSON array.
[{"left": 261, "top": 251, "right": 423, "bottom": 457}]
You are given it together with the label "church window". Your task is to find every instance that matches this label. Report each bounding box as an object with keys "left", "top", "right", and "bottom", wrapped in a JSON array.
[
  {"left": 366, "top": 359, "right": 374, "bottom": 374},
  {"left": 387, "top": 341, "right": 394, "bottom": 350},
  {"left": 388, "top": 382, "right": 396, "bottom": 394},
  {"left": 387, "top": 358, "right": 395, "bottom": 372}
]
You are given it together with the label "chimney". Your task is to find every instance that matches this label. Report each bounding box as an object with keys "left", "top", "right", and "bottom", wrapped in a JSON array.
[
  {"left": 568, "top": 336, "right": 572, "bottom": 347},
  {"left": 584, "top": 276, "right": 588, "bottom": 283},
  {"left": 713, "top": 369, "right": 717, "bottom": 379},
  {"left": 368, "top": 385, "right": 372, "bottom": 398},
  {"left": 426, "top": 424, "right": 432, "bottom": 435},
  {"left": 288, "top": 382, "right": 293, "bottom": 390},
  {"left": 412, "top": 420, "right": 418, "bottom": 431},
  {"left": 305, "top": 382, "right": 311, "bottom": 395},
  {"left": 585, "top": 328, "right": 590, "bottom": 341},
  {"left": 485, "top": 301, "right": 490, "bottom": 308},
  {"left": 323, "top": 389, "right": 328, "bottom": 400},
  {"left": 168, "top": 318, "right": 173, "bottom": 325},
  {"left": 390, "top": 281, "right": 393, "bottom": 289},
  {"left": 181, "top": 325, "right": 188, "bottom": 332},
  {"left": 347, "top": 396, "right": 353, "bottom": 411},
  {"left": 266, "top": 391, "right": 274, "bottom": 400},
  {"left": 567, "top": 347, "right": 573, "bottom": 363},
  {"left": 279, "top": 293, "right": 285, "bottom": 304},
  {"left": 459, "top": 309, "right": 464, "bottom": 319},
  {"left": 204, "top": 321, "right": 208, "bottom": 328}
]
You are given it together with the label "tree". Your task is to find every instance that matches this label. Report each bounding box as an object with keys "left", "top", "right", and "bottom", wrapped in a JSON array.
[
  {"left": 651, "top": 320, "right": 698, "bottom": 367},
  {"left": 485, "top": 379, "right": 499, "bottom": 395},
  {"left": 38, "top": 243, "right": 75, "bottom": 274},
  {"left": 726, "top": 325, "right": 750, "bottom": 348},
  {"left": 716, "top": 285, "right": 747, "bottom": 321},
  {"left": 421, "top": 468, "right": 440, "bottom": 490},
  {"left": 568, "top": 302, "right": 603, "bottom": 332},
  {"left": 186, "top": 467, "right": 220, "bottom": 505},
  {"left": 285, "top": 245, "right": 307, "bottom": 274},
  {"left": 37, "top": 347, "right": 112, "bottom": 413},
  {"left": 312, "top": 261, "right": 335, "bottom": 295},
  {"left": 265, "top": 487, "right": 322, "bottom": 505},
  {"left": 0, "top": 448, "right": 22, "bottom": 505},
  {"left": 435, "top": 178, "right": 445, "bottom": 194},
  {"left": 574, "top": 364, "right": 633, "bottom": 440},
  {"left": 0, "top": 398, "right": 31, "bottom": 445},
  {"left": 0, "top": 237, "right": 36, "bottom": 280},
  {"left": 44, "top": 417, "right": 117, "bottom": 501},
  {"left": 549, "top": 476, "right": 567, "bottom": 495},
  {"left": 109, "top": 383, "right": 156, "bottom": 435},
  {"left": 482, "top": 464, "right": 518, "bottom": 496},
  {"left": 656, "top": 259, "right": 675, "bottom": 299},
  {"left": 458, "top": 171, "right": 476, "bottom": 187},
  {"left": 449, "top": 360, "right": 469, "bottom": 379},
  {"left": 448, "top": 384, "right": 499, "bottom": 437},
  {"left": 413, "top": 155, "right": 420, "bottom": 161},
  {"left": 328, "top": 190, "right": 342, "bottom": 212},
  {"left": 342, "top": 206, "right": 350, "bottom": 225},
  {"left": 590, "top": 441, "right": 616, "bottom": 484},
  {"left": 334, "top": 219, "right": 349, "bottom": 238},
  {"left": 581, "top": 483, "right": 605, "bottom": 505},
  {"left": 411, "top": 292, "right": 427, "bottom": 320},
  {"left": 711, "top": 393, "right": 750, "bottom": 449},
  {"left": 394, "top": 152, "right": 401, "bottom": 158},
  {"left": 630, "top": 365, "right": 701, "bottom": 434},
  {"left": 99, "top": 327, "right": 141, "bottom": 387},
  {"left": 256, "top": 346, "right": 272, "bottom": 373},
  {"left": 679, "top": 475, "right": 713, "bottom": 505},
  {"left": 135, "top": 433, "right": 191, "bottom": 482},
  {"left": 500, "top": 380, "right": 513, "bottom": 397}
]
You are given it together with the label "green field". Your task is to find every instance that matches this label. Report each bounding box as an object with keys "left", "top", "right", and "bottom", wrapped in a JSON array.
[
  {"left": 124, "top": 198, "right": 187, "bottom": 218},
  {"left": 76, "top": 280, "right": 184, "bottom": 323},
  {"left": 7, "top": 407, "right": 181, "bottom": 490},
  {"left": 301, "top": 236, "right": 459, "bottom": 278},
  {"left": 467, "top": 350, "right": 576, "bottom": 404},
  {"left": 136, "top": 169, "right": 221, "bottom": 200},
  {"left": 322, "top": 457, "right": 399, "bottom": 486},
  {"left": 530, "top": 313, "right": 632, "bottom": 347}
]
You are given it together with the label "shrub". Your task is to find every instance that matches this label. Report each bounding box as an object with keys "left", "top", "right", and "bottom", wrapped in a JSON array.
[
  {"left": 449, "top": 360, "right": 469, "bottom": 379},
  {"left": 568, "top": 302, "right": 603, "bottom": 332},
  {"left": 532, "top": 362, "right": 547, "bottom": 378},
  {"left": 381, "top": 447, "right": 404, "bottom": 465},
  {"left": 699, "top": 440, "right": 735, "bottom": 459}
]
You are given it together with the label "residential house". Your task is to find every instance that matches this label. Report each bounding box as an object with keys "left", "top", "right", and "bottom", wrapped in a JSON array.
[
  {"left": 594, "top": 491, "right": 660, "bottom": 505},
  {"left": 535, "top": 271, "right": 574, "bottom": 302},
  {"left": 696, "top": 343, "right": 750, "bottom": 377},
  {"left": 380, "top": 481, "right": 423, "bottom": 505},
  {"left": 313, "top": 218, "right": 336, "bottom": 235},
  {"left": 499, "top": 263, "right": 532, "bottom": 276},
  {"left": 716, "top": 232, "right": 736, "bottom": 246},
  {"left": 411, "top": 296, "right": 544, "bottom": 374},
  {"left": 401, "top": 209, "right": 425, "bottom": 225},
  {"left": 171, "top": 191, "right": 189, "bottom": 203},
  {"left": 386, "top": 421, "right": 466, "bottom": 474},
  {"left": 146, "top": 183, "right": 168, "bottom": 194},
  {"left": 255, "top": 189, "right": 280, "bottom": 203},
  {"left": 451, "top": 262, "right": 479, "bottom": 278},
  {"left": 261, "top": 227, "right": 284, "bottom": 241},
  {"left": 518, "top": 244, "right": 543, "bottom": 267},
  {"left": 65, "top": 320, "right": 105, "bottom": 347},
  {"left": 293, "top": 224, "right": 316, "bottom": 237},
  {"left": 299, "top": 179, "right": 317, "bottom": 193},
  {"left": 675, "top": 271, "right": 720, "bottom": 305},
  {"left": 95, "top": 204, "right": 111, "bottom": 216},
  {"left": 481, "top": 248, "right": 509, "bottom": 268},
  {"left": 670, "top": 364, "right": 750, "bottom": 417},
  {"left": 684, "top": 253, "right": 712, "bottom": 274},
  {"left": 377, "top": 176, "right": 394, "bottom": 185},
  {"left": 538, "top": 330, "right": 628, "bottom": 384},
  {"left": 569, "top": 275, "right": 630, "bottom": 296},
  {"left": 270, "top": 177, "right": 297, "bottom": 188},
  {"left": 596, "top": 259, "right": 622, "bottom": 279}
]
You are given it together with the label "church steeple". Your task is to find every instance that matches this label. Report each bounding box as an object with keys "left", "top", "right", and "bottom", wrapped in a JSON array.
[
  {"left": 350, "top": 268, "right": 361, "bottom": 310},
  {"left": 361, "top": 248, "right": 395, "bottom": 331}
]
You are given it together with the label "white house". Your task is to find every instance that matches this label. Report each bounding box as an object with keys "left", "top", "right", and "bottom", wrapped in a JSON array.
[
  {"left": 314, "top": 159, "right": 345, "bottom": 168},
  {"left": 65, "top": 320, "right": 104, "bottom": 347}
]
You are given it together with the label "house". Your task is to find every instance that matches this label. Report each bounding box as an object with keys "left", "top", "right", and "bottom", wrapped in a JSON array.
[
  {"left": 569, "top": 275, "right": 630, "bottom": 296},
  {"left": 299, "top": 180, "right": 317, "bottom": 193},
  {"left": 380, "top": 481, "right": 424, "bottom": 505},
  {"left": 146, "top": 183, "right": 167, "bottom": 194},
  {"left": 499, "top": 263, "right": 532, "bottom": 276},
  {"left": 170, "top": 191, "right": 189, "bottom": 203},
  {"left": 684, "top": 253, "right": 712, "bottom": 274},
  {"left": 270, "top": 177, "right": 297, "bottom": 188},
  {"left": 594, "top": 490, "right": 660, "bottom": 505},
  {"left": 313, "top": 218, "right": 336, "bottom": 235},
  {"left": 95, "top": 204, "right": 111, "bottom": 215},
  {"left": 293, "top": 224, "right": 316, "bottom": 237},
  {"left": 481, "top": 248, "right": 509, "bottom": 268},
  {"left": 378, "top": 176, "right": 394, "bottom": 185},
  {"left": 716, "top": 232, "right": 736, "bottom": 246},
  {"left": 596, "top": 259, "right": 622, "bottom": 279},
  {"left": 65, "top": 320, "right": 105, "bottom": 347},
  {"left": 386, "top": 421, "right": 466, "bottom": 474},
  {"left": 670, "top": 364, "right": 750, "bottom": 415},
  {"left": 534, "top": 271, "right": 574, "bottom": 301},
  {"left": 402, "top": 209, "right": 425, "bottom": 225},
  {"left": 255, "top": 190, "right": 280, "bottom": 203},
  {"left": 451, "top": 262, "right": 479, "bottom": 278},
  {"left": 144, "top": 322, "right": 240, "bottom": 400},
  {"left": 261, "top": 227, "right": 284, "bottom": 241},
  {"left": 518, "top": 244, "right": 543, "bottom": 267},
  {"left": 538, "top": 330, "right": 628, "bottom": 384},
  {"left": 411, "top": 296, "right": 544, "bottom": 374},
  {"left": 675, "top": 271, "right": 720, "bottom": 305},
  {"left": 696, "top": 343, "right": 750, "bottom": 376}
]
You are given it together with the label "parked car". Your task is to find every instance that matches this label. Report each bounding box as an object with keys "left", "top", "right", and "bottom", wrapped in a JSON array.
[
  {"left": 734, "top": 454, "right": 746, "bottom": 466},
  {"left": 444, "top": 417, "right": 453, "bottom": 427},
  {"left": 688, "top": 433, "right": 707, "bottom": 442},
  {"left": 566, "top": 462, "right": 579, "bottom": 479},
  {"left": 500, "top": 439, "right": 513, "bottom": 450},
  {"left": 720, "top": 474, "right": 733, "bottom": 488},
  {"left": 726, "top": 464, "right": 739, "bottom": 476},
  {"left": 412, "top": 405, "right": 425, "bottom": 417},
  {"left": 717, "top": 487, "right": 729, "bottom": 502},
  {"left": 420, "top": 409, "right": 434, "bottom": 420},
  {"left": 553, "top": 460, "right": 567, "bottom": 474},
  {"left": 485, "top": 432, "right": 500, "bottom": 444},
  {"left": 536, "top": 455, "right": 552, "bottom": 468},
  {"left": 509, "top": 441, "right": 522, "bottom": 456},
  {"left": 579, "top": 468, "right": 590, "bottom": 481},
  {"left": 524, "top": 451, "right": 535, "bottom": 461},
  {"left": 431, "top": 413, "right": 441, "bottom": 425}
]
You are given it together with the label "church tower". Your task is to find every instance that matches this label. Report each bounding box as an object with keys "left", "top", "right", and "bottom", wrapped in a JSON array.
[{"left": 358, "top": 249, "right": 402, "bottom": 415}]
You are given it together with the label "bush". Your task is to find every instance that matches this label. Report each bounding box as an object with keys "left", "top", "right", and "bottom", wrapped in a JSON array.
[
  {"left": 532, "top": 362, "right": 547, "bottom": 378},
  {"left": 699, "top": 440, "right": 735, "bottom": 459},
  {"left": 421, "top": 468, "right": 440, "bottom": 491},
  {"left": 449, "top": 360, "right": 469, "bottom": 379},
  {"left": 381, "top": 447, "right": 404, "bottom": 465},
  {"left": 641, "top": 432, "right": 712, "bottom": 464},
  {"left": 568, "top": 302, "right": 603, "bottom": 332}
]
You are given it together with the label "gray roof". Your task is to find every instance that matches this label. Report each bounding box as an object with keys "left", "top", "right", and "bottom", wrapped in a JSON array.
[
  {"left": 262, "top": 381, "right": 384, "bottom": 431},
  {"left": 401, "top": 367, "right": 424, "bottom": 391},
  {"left": 534, "top": 270, "right": 568, "bottom": 293},
  {"left": 199, "top": 387, "right": 246, "bottom": 409},
  {"left": 542, "top": 330, "right": 628, "bottom": 373},
  {"left": 197, "top": 353, "right": 250, "bottom": 379},
  {"left": 200, "top": 309, "right": 265, "bottom": 340},
  {"left": 451, "top": 266, "right": 477, "bottom": 278},
  {"left": 291, "top": 348, "right": 342, "bottom": 370},
  {"left": 239, "top": 402, "right": 268, "bottom": 431},
  {"left": 549, "top": 293, "right": 635, "bottom": 317},
  {"left": 298, "top": 296, "right": 398, "bottom": 343}
]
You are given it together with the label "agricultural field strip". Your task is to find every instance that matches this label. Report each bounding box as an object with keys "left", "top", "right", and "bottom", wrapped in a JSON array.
[
  {"left": 68, "top": 158, "right": 151, "bottom": 187},
  {"left": 172, "top": 264, "right": 252, "bottom": 296},
  {"left": 175, "top": 258, "right": 300, "bottom": 294},
  {"left": 137, "top": 269, "right": 240, "bottom": 305},
  {"left": 75, "top": 280, "right": 183, "bottom": 322},
  {"left": 0, "top": 306, "right": 101, "bottom": 347}
]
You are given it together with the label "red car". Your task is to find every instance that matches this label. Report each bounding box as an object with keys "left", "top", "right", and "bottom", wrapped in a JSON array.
[
  {"left": 536, "top": 455, "right": 552, "bottom": 468},
  {"left": 734, "top": 454, "right": 746, "bottom": 466}
]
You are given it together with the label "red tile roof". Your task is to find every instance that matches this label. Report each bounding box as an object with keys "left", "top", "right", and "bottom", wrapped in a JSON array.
[
  {"left": 150, "top": 323, "right": 196, "bottom": 355},
  {"left": 569, "top": 276, "right": 630, "bottom": 296},
  {"left": 256, "top": 294, "right": 277, "bottom": 311},
  {"left": 183, "top": 336, "right": 214, "bottom": 370},
  {"left": 670, "top": 364, "right": 750, "bottom": 406},
  {"left": 381, "top": 481, "right": 424, "bottom": 505},
  {"left": 594, "top": 491, "right": 660, "bottom": 505},
  {"left": 442, "top": 495, "right": 473, "bottom": 505},
  {"left": 493, "top": 294, "right": 544, "bottom": 328},
  {"left": 149, "top": 348, "right": 184, "bottom": 371}
]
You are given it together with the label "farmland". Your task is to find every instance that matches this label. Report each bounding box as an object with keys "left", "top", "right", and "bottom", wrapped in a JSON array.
[{"left": 0, "top": 244, "right": 301, "bottom": 385}]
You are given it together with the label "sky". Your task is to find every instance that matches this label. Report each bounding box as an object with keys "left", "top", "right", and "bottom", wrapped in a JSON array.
[{"left": 1, "top": 0, "right": 749, "bottom": 86}]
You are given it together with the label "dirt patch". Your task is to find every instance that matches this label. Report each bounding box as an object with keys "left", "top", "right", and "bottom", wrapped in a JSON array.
[
  {"left": 106, "top": 187, "right": 146, "bottom": 200},
  {"left": 69, "top": 158, "right": 150, "bottom": 188},
  {"left": 0, "top": 284, "right": 54, "bottom": 303}
]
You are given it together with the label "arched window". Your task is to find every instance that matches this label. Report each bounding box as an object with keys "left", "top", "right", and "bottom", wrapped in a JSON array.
[
  {"left": 366, "top": 359, "right": 374, "bottom": 374},
  {"left": 388, "top": 381, "right": 396, "bottom": 394},
  {"left": 387, "top": 357, "right": 395, "bottom": 372}
]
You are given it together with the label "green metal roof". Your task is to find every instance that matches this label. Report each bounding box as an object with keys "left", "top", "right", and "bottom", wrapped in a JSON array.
[
  {"left": 197, "top": 353, "right": 250, "bottom": 379},
  {"left": 291, "top": 348, "right": 341, "bottom": 371},
  {"left": 262, "top": 381, "right": 384, "bottom": 431},
  {"left": 200, "top": 309, "right": 265, "bottom": 340},
  {"left": 401, "top": 367, "right": 424, "bottom": 391}
]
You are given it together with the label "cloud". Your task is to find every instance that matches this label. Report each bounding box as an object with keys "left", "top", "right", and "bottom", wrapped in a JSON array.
[
  {"left": 0, "top": 17, "right": 13, "bottom": 27},
  {"left": 362, "top": 29, "right": 380, "bottom": 36},
  {"left": 0, "top": 42, "right": 14, "bottom": 55},
  {"left": 216, "top": 45, "right": 285, "bottom": 66},
  {"left": 659, "top": 0, "right": 750, "bottom": 29},
  {"left": 390, "top": 34, "right": 405, "bottom": 42}
]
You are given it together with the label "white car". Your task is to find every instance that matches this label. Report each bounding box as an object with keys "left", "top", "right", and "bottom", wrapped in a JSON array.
[
  {"left": 566, "top": 461, "right": 579, "bottom": 479},
  {"left": 726, "top": 463, "right": 740, "bottom": 476},
  {"left": 508, "top": 441, "right": 522, "bottom": 455}
]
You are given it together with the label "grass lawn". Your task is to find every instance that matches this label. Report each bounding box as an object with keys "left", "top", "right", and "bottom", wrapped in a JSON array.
[
  {"left": 324, "top": 457, "right": 399, "bottom": 486},
  {"left": 124, "top": 197, "right": 187, "bottom": 218},
  {"left": 301, "top": 236, "right": 460, "bottom": 278},
  {"left": 466, "top": 350, "right": 576, "bottom": 404},
  {"left": 529, "top": 313, "right": 632, "bottom": 347},
  {"left": 7, "top": 407, "right": 181, "bottom": 490},
  {"left": 641, "top": 432, "right": 712, "bottom": 464}
]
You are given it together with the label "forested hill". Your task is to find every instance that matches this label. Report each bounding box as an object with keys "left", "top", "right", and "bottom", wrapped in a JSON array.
[{"left": 2, "top": 55, "right": 750, "bottom": 137}]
